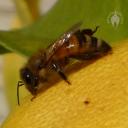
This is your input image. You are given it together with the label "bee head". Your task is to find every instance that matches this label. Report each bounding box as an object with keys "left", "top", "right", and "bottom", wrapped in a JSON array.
[{"left": 20, "top": 67, "right": 39, "bottom": 95}]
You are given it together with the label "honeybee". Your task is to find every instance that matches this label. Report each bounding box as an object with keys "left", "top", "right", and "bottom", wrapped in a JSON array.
[{"left": 17, "top": 22, "right": 112, "bottom": 105}]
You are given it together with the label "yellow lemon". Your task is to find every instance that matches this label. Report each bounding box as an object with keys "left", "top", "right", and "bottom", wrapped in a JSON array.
[{"left": 2, "top": 40, "right": 128, "bottom": 128}]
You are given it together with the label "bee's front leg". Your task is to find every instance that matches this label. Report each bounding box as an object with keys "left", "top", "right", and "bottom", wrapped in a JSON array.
[{"left": 51, "top": 63, "right": 71, "bottom": 85}]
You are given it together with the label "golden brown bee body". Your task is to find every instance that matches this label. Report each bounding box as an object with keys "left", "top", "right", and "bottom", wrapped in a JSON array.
[{"left": 17, "top": 23, "right": 112, "bottom": 105}]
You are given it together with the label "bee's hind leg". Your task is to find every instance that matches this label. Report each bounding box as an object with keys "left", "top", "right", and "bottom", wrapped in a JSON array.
[
  {"left": 70, "top": 52, "right": 100, "bottom": 60},
  {"left": 81, "top": 26, "right": 99, "bottom": 36},
  {"left": 52, "top": 63, "right": 71, "bottom": 85}
]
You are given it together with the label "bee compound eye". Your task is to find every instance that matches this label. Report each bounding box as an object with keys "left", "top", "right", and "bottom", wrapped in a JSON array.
[
  {"left": 20, "top": 68, "right": 38, "bottom": 87},
  {"left": 25, "top": 74, "right": 32, "bottom": 84}
]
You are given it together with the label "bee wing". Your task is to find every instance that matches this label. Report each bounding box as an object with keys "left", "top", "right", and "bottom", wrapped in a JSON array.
[
  {"left": 59, "top": 22, "right": 82, "bottom": 42},
  {"left": 46, "top": 22, "right": 82, "bottom": 63}
]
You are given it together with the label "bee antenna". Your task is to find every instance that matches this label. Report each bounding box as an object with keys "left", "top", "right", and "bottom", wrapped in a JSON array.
[{"left": 17, "top": 81, "right": 24, "bottom": 105}]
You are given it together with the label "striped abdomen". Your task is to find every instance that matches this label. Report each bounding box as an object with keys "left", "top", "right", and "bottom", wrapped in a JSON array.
[{"left": 53, "top": 30, "right": 112, "bottom": 60}]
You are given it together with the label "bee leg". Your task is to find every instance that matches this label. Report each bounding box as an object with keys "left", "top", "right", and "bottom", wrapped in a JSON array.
[
  {"left": 58, "top": 71, "right": 71, "bottom": 85},
  {"left": 71, "top": 52, "right": 98, "bottom": 60},
  {"left": 31, "top": 95, "right": 36, "bottom": 101},
  {"left": 81, "top": 26, "right": 99, "bottom": 36},
  {"left": 52, "top": 63, "right": 71, "bottom": 85}
]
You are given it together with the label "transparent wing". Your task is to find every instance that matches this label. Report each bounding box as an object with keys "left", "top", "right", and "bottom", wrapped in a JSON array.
[
  {"left": 46, "top": 22, "right": 82, "bottom": 63},
  {"left": 58, "top": 22, "right": 82, "bottom": 43}
]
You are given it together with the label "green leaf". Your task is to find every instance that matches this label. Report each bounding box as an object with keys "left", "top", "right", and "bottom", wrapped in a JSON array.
[
  {"left": 0, "top": 45, "right": 10, "bottom": 54},
  {"left": 0, "top": 0, "right": 128, "bottom": 56}
]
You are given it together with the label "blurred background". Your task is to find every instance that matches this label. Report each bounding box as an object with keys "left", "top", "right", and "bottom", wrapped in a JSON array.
[
  {"left": 0, "top": 0, "right": 127, "bottom": 126},
  {"left": 0, "top": 0, "right": 57, "bottom": 126}
]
